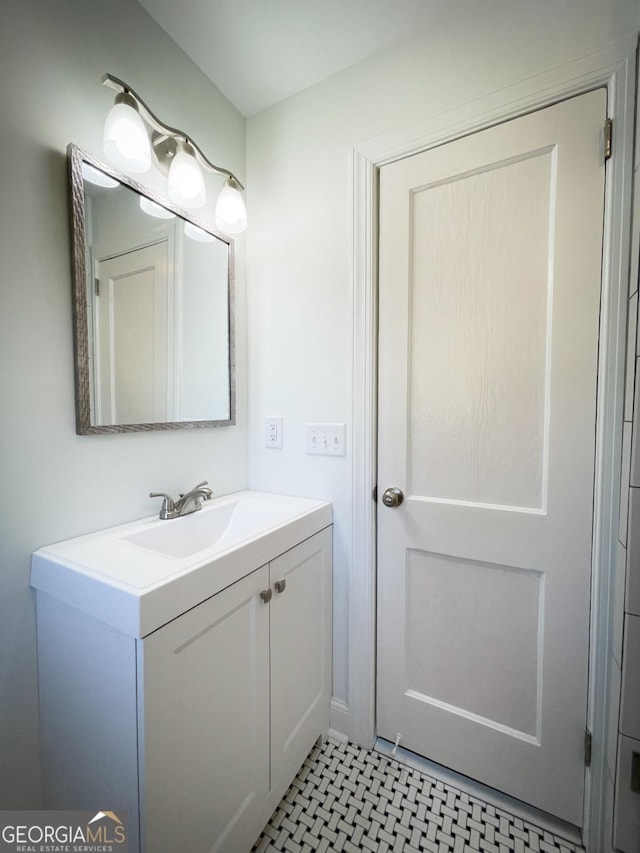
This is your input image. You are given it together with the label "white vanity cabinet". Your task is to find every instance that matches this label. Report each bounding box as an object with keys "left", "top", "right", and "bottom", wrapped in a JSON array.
[
  {"left": 140, "top": 563, "right": 271, "bottom": 853},
  {"left": 141, "top": 529, "right": 332, "bottom": 853},
  {"left": 32, "top": 492, "right": 332, "bottom": 853}
]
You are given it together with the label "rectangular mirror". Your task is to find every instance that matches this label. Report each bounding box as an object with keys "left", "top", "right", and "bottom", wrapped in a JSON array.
[{"left": 68, "top": 144, "right": 235, "bottom": 434}]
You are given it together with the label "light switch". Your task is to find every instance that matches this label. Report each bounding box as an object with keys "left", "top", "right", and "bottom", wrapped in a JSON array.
[{"left": 306, "top": 423, "right": 346, "bottom": 456}]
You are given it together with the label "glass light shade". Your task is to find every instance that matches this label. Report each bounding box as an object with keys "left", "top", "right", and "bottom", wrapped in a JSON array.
[
  {"left": 81, "top": 162, "right": 119, "bottom": 188},
  {"left": 168, "top": 142, "right": 206, "bottom": 208},
  {"left": 215, "top": 180, "right": 247, "bottom": 234},
  {"left": 139, "top": 196, "right": 175, "bottom": 219},
  {"left": 184, "top": 222, "right": 217, "bottom": 243},
  {"left": 103, "top": 99, "right": 151, "bottom": 173}
]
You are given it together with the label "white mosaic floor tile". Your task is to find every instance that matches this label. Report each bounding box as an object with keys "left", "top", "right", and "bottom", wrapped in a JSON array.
[{"left": 252, "top": 738, "right": 585, "bottom": 853}]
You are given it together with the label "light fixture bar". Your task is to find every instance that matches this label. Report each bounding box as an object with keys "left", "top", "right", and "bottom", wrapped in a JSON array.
[{"left": 102, "top": 73, "right": 245, "bottom": 190}]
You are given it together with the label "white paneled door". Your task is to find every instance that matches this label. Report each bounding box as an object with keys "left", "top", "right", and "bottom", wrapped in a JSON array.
[
  {"left": 376, "top": 90, "right": 607, "bottom": 826},
  {"left": 95, "top": 241, "right": 169, "bottom": 424}
]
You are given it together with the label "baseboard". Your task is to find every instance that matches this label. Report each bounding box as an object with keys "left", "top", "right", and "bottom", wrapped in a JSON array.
[{"left": 328, "top": 697, "right": 349, "bottom": 741}]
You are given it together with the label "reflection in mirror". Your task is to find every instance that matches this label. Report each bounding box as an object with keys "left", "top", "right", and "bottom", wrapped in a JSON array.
[{"left": 68, "top": 144, "right": 235, "bottom": 434}]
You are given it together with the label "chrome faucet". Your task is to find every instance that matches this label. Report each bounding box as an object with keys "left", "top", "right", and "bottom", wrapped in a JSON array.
[{"left": 150, "top": 481, "right": 213, "bottom": 520}]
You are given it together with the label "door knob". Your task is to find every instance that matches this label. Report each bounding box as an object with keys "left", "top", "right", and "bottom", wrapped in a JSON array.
[
  {"left": 274, "top": 579, "right": 286, "bottom": 594},
  {"left": 260, "top": 589, "right": 273, "bottom": 603},
  {"left": 382, "top": 487, "right": 404, "bottom": 508}
]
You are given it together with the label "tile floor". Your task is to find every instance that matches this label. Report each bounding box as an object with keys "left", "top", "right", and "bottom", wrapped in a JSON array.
[{"left": 253, "top": 737, "right": 585, "bottom": 853}]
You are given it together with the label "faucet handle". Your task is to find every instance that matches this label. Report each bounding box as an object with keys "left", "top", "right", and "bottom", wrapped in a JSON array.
[
  {"left": 150, "top": 492, "right": 177, "bottom": 519},
  {"left": 191, "top": 480, "right": 213, "bottom": 500}
]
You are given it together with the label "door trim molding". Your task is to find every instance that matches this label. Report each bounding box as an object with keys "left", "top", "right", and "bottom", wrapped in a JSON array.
[{"left": 349, "top": 38, "right": 636, "bottom": 849}]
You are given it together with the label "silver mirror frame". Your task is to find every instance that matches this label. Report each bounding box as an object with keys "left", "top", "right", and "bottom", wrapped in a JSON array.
[{"left": 68, "top": 143, "right": 236, "bottom": 434}]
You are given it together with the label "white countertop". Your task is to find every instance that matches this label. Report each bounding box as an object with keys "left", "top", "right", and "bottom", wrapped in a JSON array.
[{"left": 31, "top": 490, "right": 332, "bottom": 638}]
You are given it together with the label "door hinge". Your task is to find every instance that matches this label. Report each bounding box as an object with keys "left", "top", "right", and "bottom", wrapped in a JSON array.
[
  {"left": 94, "top": 277, "right": 100, "bottom": 297},
  {"left": 372, "top": 485, "right": 378, "bottom": 503},
  {"left": 631, "top": 751, "right": 640, "bottom": 793},
  {"left": 604, "top": 118, "right": 613, "bottom": 162},
  {"left": 584, "top": 728, "right": 592, "bottom": 767}
]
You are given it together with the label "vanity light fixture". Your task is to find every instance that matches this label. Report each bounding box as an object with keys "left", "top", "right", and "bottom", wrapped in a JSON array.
[
  {"left": 102, "top": 73, "right": 247, "bottom": 229},
  {"left": 168, "top": 140, "right": 206, "bottom": 208},
  {"left": 215, "top": 177, "right": 248, "bottom": 234},
  {"left": 103, "top": 92, "right": 152, "bottom": 173}
]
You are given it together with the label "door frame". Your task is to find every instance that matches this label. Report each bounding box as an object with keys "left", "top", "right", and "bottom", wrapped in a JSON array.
[{"left": 347, "top": 39, "right": 636, "bottom": 848}]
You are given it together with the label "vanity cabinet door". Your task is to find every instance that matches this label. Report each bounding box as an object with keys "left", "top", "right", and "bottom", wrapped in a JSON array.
[
  {"left": 270, "top": 528, "right": 332, "bottom": 795},
  {"left": 138, "top": 564, "right": 270, "bottom": 853}
]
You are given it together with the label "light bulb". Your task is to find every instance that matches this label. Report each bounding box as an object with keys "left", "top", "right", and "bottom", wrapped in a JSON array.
[
  {"left": 168, "top": 141, "right": 206, "bottom": 208},
  {"left": 215, "top": 179, "right": 247, "bottom": 234},
  {"left": 139, "top": 196, "right": 175, "bottom": 219},
  {"left": 103, "top": 93, "right": 151, "bottom": 173}
]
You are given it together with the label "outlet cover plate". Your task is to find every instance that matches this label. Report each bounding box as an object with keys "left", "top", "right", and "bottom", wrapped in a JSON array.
[{"left": 265, "top": 416, "right": 283, "bottom": 448}]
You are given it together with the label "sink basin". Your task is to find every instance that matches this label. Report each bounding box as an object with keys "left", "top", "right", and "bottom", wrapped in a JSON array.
[
  {"left": 31, "top": 490, "right": 332, "bottom": 638},
  {"left": 122, "top": 494, "right": 315, "bottom": 559},
  {"left": 124, "top": 500, "right": 240, "bottom": 558}
]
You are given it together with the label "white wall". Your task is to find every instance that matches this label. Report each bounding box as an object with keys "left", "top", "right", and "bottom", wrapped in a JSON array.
[
  {"left": 181, "top": 235, "right": 230, "bottom": 421},
  {"left": 0, "top": 0, "right": 247, "bottom": 807},
  {"left": 245, "top": 0, "right": 639, "bottom": 718}
]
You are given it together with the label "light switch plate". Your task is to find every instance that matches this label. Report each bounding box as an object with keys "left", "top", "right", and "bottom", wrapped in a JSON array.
[{"left": 306, "top": 423, "right": 346, "bottom": 456}]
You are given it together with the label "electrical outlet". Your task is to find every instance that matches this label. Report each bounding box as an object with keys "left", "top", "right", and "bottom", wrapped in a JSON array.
[
  {"left": 306, "top": 423, "right": 346, "bottom": 456},
  {"left": 265, "top": 416, "right": 283, "bottom": 448}
]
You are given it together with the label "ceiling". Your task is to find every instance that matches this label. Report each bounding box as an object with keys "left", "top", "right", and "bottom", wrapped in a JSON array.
[{"left": 138, "top": 0, "right": 444, "bottom": 117}]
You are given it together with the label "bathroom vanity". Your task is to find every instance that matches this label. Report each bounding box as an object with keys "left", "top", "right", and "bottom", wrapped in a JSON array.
[{"left": 31, "top": 491, "right": 332, "bottom": 853}]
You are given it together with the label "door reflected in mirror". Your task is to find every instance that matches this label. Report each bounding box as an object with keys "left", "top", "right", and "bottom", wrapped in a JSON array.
[{"left": 68, "top": 144, "right": 235, "bottom": 434}]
